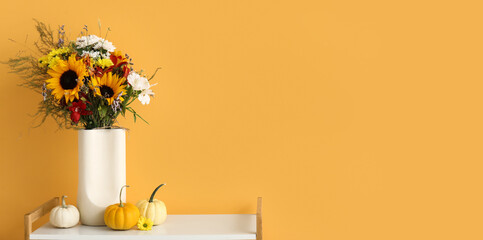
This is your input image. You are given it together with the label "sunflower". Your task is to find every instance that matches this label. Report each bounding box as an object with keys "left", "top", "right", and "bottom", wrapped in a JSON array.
[
  {"left": 92, "top": 72, "right": 126, "bottom": 105},
  {"left": 46, "top": 54, "right": 87, "bottom": 103}
]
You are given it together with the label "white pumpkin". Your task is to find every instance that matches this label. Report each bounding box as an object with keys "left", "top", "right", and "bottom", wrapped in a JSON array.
[
  {"left": 49, "top": 195, "right": 80, "bottom": 228},
  {"left": 136, "top": 184, "right": 167, "bottom": 225}
]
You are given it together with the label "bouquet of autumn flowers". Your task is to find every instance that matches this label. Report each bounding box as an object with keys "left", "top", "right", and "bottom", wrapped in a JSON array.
[{"left": 5, "top": 21, "right": 158, "bottom": 129}]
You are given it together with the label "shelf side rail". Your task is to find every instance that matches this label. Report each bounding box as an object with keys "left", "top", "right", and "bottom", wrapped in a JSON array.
[
  {"left": 257, "top": 197, "right": 263, "bottom": 240},
  {"left": 24, "top": 197, "right": 59, "bottom": 240}
]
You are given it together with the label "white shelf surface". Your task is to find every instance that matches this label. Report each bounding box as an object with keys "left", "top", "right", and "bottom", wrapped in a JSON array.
[{"left": 31, "top": 214, "right": 256, "bottom": 240}]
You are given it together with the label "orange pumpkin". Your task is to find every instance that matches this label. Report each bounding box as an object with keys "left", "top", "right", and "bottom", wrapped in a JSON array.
[{"left": 104, "top": 185, "right": 140, "bottom": 230}]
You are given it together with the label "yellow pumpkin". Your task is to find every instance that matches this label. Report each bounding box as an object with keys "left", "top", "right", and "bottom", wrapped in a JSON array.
[
  {"left": 136, "top": 183, "right": 167, "bottom": 225},
  {"left": 104, "top": 185, "right": 140, "bottom": 230}
]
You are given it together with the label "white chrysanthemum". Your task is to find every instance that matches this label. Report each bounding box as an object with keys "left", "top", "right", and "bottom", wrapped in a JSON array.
[
  {"left": 75, "top": 36, "right": 89, "bottom": 48},
  {"left": 76, "top": 35, "right": 101, "bottom": 48},
  {"left": 127, "top": 72, "right": 150, "bottom": 91},
  {"left": 101, "top": 52, "right": 111, "bottom": 59},
  {"left": 81, "top": 50, "right": 100, "bottom": 59},
  {"left": 87, "top": 35, "right": 101, "bottom": 44},
  {"left": 93, "top": 40, "right": 115, "bottom": 52},
  {"left": 138, "top": 88, "right": 154, "bottom": 105},
  {"left": 75, "top": 35, "right": 115, "bottom": 52}
]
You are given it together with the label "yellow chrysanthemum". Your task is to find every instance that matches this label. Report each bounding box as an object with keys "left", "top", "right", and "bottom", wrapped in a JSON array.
[
  {"left": 137, "top": 216, "right": 153, "bottom": 231},
  {"left": 50, "top": 47, "right": 71, "bottom": 56},
  {"left": 95, "top": 58, "right": 114, "bottom": 68},
  {"left": 38, "top": 55, "right": 49, "bottom": 67},
  {"left": 38, "top": 47, "right": 71, "bottom": 68},
  {"left": 92, "top": 72, "right": 126, "bottom": 105},
  {"left": 45, "top": 54, "right": 87, "bottom": 103}
]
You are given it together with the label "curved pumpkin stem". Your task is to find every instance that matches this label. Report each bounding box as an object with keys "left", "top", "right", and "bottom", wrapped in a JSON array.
[
  {"left": 149, "top": 183, "right": 166, "bottom": 203},
  {"left": 61, "top": 195, "right": 67, "bottom": 208},
  {"left": 119, "top": 185, "right": 129, "bottom": 207}
]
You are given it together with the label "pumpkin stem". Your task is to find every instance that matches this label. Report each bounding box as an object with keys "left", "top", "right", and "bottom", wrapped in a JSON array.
[
  {"left": 61, "top": 195, "right": 67, "bottom": 208},
  {"left": 149, "top": 183, "right": 166, "bottom": 203},
  {"left": 119, "top": 185, "right": 129, "bottom": 207}
]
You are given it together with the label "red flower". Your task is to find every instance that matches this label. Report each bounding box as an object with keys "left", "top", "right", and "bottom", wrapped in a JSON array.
[
  {"left": 70, "top": 111, "right": 81, "bottom": 123},
  {"left": 109, "top": 52, "right": 130, "bottom": 78},
  {"left": 68, "top": 101, "right": 92, "bottom": 124}
]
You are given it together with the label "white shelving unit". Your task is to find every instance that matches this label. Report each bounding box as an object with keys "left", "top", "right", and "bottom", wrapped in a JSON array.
[{"left": 25, "top": 197, "right": 262, "bottom": 240}]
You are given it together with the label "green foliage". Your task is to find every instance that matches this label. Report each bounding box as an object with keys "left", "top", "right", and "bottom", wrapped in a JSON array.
[
  {"left": 2, "top": 20, "right": 67, "bottom": 128},
  {"left": 33, "top": 19, "right": 56, "bottom": 55}
]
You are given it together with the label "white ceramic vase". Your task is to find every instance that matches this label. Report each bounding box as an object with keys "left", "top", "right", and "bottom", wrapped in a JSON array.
[{"left": 77, "top": 128, "right": 126, "bottom": 226}]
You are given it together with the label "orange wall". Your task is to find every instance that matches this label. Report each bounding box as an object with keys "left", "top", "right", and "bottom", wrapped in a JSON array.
[{"left": 2, "top": 0, "right": 483, "bottom": 239}]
